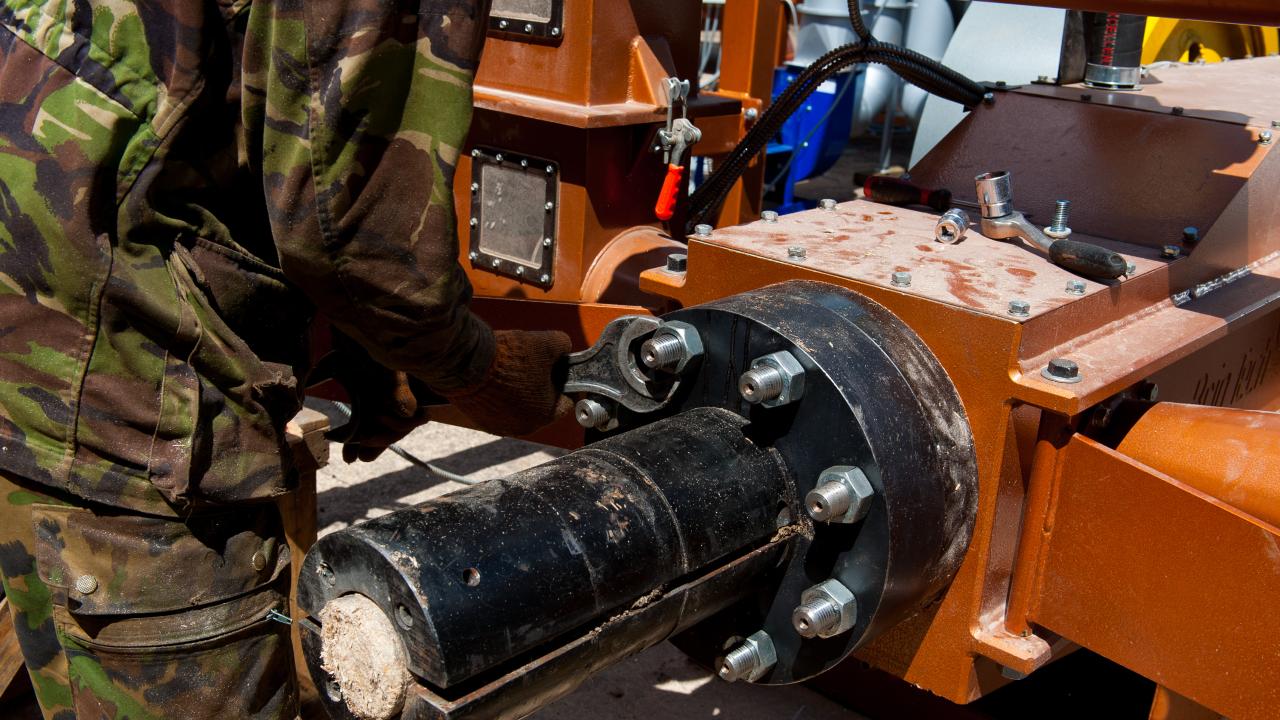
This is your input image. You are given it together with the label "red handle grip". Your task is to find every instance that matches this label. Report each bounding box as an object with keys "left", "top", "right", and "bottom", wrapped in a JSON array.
[{"left": 654, "top": 164, "right": 685, "bottom": 221}]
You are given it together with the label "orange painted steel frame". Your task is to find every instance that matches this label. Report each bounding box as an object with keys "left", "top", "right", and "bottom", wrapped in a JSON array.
[{"left": 450, "top": 6, "right": 1280, "bottom": 719}]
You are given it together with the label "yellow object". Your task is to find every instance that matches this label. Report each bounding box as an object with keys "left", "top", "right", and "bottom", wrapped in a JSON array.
[{"left": 1143, "top": 18, "right": 1279, "bottom": 64}]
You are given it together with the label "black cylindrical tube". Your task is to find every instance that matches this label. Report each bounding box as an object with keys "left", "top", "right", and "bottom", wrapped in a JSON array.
[
  {"left": 1083, "top": 12, "right": 1147, "bottom": 89},
  {"left": 299, "top": 407, "right": 789, "bottom": 689}
]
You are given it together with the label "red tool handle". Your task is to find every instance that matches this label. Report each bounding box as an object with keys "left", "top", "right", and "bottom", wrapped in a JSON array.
[
  {"left": 654, "top": 163, "right": 685, "bottom": 221},
  {"left": 861, "top": 175, "right": 952, "bottom": 212}
]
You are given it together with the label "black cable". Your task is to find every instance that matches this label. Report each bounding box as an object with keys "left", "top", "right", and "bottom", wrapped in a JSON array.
[{"left": 848, "top": 0, "right": 872, "bottom": 41}]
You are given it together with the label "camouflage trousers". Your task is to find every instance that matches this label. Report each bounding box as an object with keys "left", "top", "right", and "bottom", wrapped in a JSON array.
[{"left": 0, "top": 471, "right": 298, "bottom": 719}]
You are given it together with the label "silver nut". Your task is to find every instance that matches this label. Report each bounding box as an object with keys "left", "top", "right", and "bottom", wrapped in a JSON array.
[
  {"left": 744, "top": 108, "right": 759, "bottom": 121},
  {"left": 694, "top": 224, "right": 714, "bottom": 237},
  {"left": 545, "top": 201, "right": 556, "bottom": 211},
  {"left": 891, "top": 271, "right": 911, "bottom": 288},
  {"left": 1260, "top": 130, "right": 1274, "bottom": 145},
  {"left": 640, "top": 321, "right": 704, "bottom": 374},
  {"left": 819, "top": 198, "right": 838, "bottom": 211},
  {"left": 787, "top": 246, "right": 806, "bottom": 260},
  {"left": 1041, "top": 357, "right": 1083, "bottom": 384},
  {"left": 793, "top": 579, "right": 858, "bottom": 639},
  {"left": 1162, "top": 245, "right": 1181, "bottom": 259},
  {"left": 935, "top": 208, "right": 969, "bottom": 244},
  {"left": 805, "top": 466, "right": 874, "bottom": 524},
  {"left": 739, "top": 350, "right": 806, "bottom": 408},
  {"left": 74, "top": 574, "right": 99, "bottom": 595},
  {"left": 718, "top": 631, "right": 776, "bottom": 683},
  {"left": 761, "top": 210, "right": 779, "bottom": 223},
  {"left": 1008, "top": 299, "right": 1031, "bottom": 317},
  {"left": 1065, "top": 280, "right": 1086, "bottom": 295},
  {"left": 574, "top": 398, "right": 611, "bottom": 429}
]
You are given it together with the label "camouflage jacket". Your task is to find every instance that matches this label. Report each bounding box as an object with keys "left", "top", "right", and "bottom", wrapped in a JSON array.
[{"left": 0, "top": 0, "right": 495, "bottom": 516}]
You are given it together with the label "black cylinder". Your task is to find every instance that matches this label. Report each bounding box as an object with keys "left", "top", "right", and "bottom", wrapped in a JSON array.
[
  {"left": 1083, "top": 12, "right": 1147, "bottom": 89},
  {"left": 298, "top": 407, "right": 790, "bottom": 689}
]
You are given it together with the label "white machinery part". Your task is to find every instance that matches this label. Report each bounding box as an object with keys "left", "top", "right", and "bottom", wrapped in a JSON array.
[
  {"left": 909, "top": 2, "right": 1066, "bottom": 167},
  {"left": 854, "top": 6, "right": 907, "bottom": 134},
  {"left": 899, "top": 0, "right": 957, "bottom": 125}
]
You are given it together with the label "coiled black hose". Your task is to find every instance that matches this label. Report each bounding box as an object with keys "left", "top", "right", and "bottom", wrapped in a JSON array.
[{"left": 685, "top": 1, "right": 986, "bottom": 229}]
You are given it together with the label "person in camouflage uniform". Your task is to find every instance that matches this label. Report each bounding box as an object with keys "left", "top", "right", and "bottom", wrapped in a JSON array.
[{"left": 0, "top": 0, "right": 572, "bottom": 717}]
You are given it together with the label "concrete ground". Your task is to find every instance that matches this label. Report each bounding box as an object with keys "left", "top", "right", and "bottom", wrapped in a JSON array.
[{"left": 311, "top": 400, "right": 860, "bottom": 720}]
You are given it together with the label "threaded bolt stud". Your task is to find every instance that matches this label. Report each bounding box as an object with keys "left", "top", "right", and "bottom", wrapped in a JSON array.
[
  {"left": 806, "top": 481, "right": 852, "bottom": 522},
  {"left": 641, "top": 334, "right": 684, "bottom": 370},
  {"left": 739, "top": 365, "right": 785, "bottom": 404},
  {"left": 574, "top": 398, "right": 611, "bottom": 429},
  {"left": 792, "top": 597, "right": 842, "bottom": 638},
  {"left": 1050, "top": 200, "right": 1071, "bottom": 232}
]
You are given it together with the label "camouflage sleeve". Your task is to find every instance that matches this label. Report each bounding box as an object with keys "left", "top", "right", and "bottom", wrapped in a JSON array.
[{"left": 243, "top": 0, "right": 495, "bottom": 392}]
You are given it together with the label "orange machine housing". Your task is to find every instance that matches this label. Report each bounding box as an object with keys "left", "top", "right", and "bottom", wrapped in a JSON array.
[{"left": 453, "top": 6, "right": 1280, "bottom": 718}]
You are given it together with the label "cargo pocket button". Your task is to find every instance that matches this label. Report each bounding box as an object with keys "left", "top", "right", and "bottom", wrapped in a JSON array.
[
  {"left": 251, "top": 551, "right": 268, "bottom": 572},
  {"left": 74, "top": 574, "right": 98, "bottom": 595}
]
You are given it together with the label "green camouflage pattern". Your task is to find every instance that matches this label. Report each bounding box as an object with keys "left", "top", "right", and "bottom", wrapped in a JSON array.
[
  {"left": 0, "top": 471, "right": 296, "bottom": 719},
  {"left": 0, "top": 0, "right": 495, "bottom": 516},
  {"left": 0, "top": 0, "right": 494, "bottom": 716}
]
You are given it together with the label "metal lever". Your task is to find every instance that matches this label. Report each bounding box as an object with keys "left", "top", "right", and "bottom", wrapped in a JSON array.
[
  {"left": 563, "top": 316, "right": 683, "bottom": 414},
  {"left": 654, "top": 78, "right": 701, "bottom": 221},
  {"left": 974, "top": 171, "right": 1126, "bottom": 279}
]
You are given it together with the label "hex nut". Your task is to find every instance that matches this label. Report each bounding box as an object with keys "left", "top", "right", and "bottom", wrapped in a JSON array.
[
  {"left": 718, "top": 630, "right": 777, "bottom": 683},
  {"left": 742, "top": 350, "right": 806, "bottom": 408},
  {"left": 643, "top": 321, "right": 704, "bottom": 374},
  {"left": 796, "top": 579, "right": 858, "bottom": 639},
  {"left": 806, "top": 466, "right": 874, "bottom": 524}
]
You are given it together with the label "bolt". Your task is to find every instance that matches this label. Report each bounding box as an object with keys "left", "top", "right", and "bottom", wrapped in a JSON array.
[
  {"left": 787, "top": 246, "right": 806, "bottom": 260},
  {"left": 1048, "top": 199, "right": 1071, "bottom": 236},
  {"left": 396, "top": 604, "right": 414, "bottom": 629},
  {"left": 546, "top": 165, "right": 555, "bottom": 174},
  {"left": 1260, "top": 130, "right": 1273, "bottom": 145},
  {"left": 1273, "top": 120, "right": 1280, "bottom": 129},
  {"left": 471, "top": 149, "right": 480, "bottom": 157},
  {"left": 470, "top": 182, "right": 479, "bottom": 192},
  {"left": 545, "top": 201, "right": 555, "bottom": 211},
  {"left": 574, "top": 398, "right": 611, "bottom": 429},
  {"left": 468, "top": 251, "right": 479, "bottom": 262},
  {"left": 891, "top": 271, "right": 911, "bottom": 287},
  {"left": 694, "top": 223, "right": 713, "bottom": 237},
  {"left": 1126, "top": 262, "right": 1137, "bottom": 276},
  {"left": 745, "top": 108, "right": 759, "bottom": 121},
  {"left": 1080, "top": 93, "right": 1092, "bottom": 102},
  {"left": 469, "top": 217, "right": 479, "bottom": 227},
  {"left": 543, "top": 237, "right": 553, "bottom": 247},
  {"left": 739, "top": 350, "right": 806, "bottom": 408},
  {"left": 1182, "top": 226, "right": 1200, "bottom": 244},
  {"left": 498, "top": 19, "right": 508, "bottom": 29},
  {"left": 761, "top": 210, "right": 779, "bottom": 223},
  {"left": 495, "top": 153, "right": 503, "bottom": 162},
  {"left": 806, "top": 466, "right": 874, "bottom": 524},
  {"left": 1043, "top": 358, "right": 1082, "bottom": 384},
  {"left": 739, "top": 365, "right": 784, "bottom": 404},
  {"left": 524, "top": 23, "right": 533, "bottom": 33},
  {"left": 1037, "top": 75, "right": 1049, "bottom": 83},
  {"left": 325, "top": 678, "right": 343, "bottom": 703},
  {"left": 74, "top": 574, "right": 98, "bottom": 595},
  {"left": 1066, "top": 280, "right": 1086, "bottom": 295},
  {"left": 642, "top": 333, "right": 685, "bottom": 370},
  {"left": 1162, "top": 245, "right": 1181, "bottom": 259},
  {"left": 666, "top": 253, "right": 688, "bottom": 272},
  {"left": 819, "top": 198, "right": 838, "bottom": 210},
  {"left": 539, "top": 273, "right": 551, "bottom": 284},
  {"left": 718, "top": 631, "right": 777, "bottom": 683},
  {"left": 1172, "top": 106, "right": 1184, "bottom": 116},
  {"left": 551, "top": 27, "right": 561, "bottom": 36},
  {"left": 318, "top": 563, "right": 336, "bottom": 587},
  {"left": 515, "top": 266, "right": 524, "bottom": 277},
  {"left": 792, "top": 579, "right": 858, "bottom": 639},
  {"left": 1008, "top": 299, "right": 1031, "bottom": 317},
  {"left": 491, "top": 257, "right": 501, "bottom": 268}
]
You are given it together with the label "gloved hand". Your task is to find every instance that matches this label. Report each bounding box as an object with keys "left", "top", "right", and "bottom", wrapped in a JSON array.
[
  {"left": 323, "top": 331, "right": 433, "bottom": 462},
  {"left": 441, "top": 329, "right": 573, "bottom": 437}
]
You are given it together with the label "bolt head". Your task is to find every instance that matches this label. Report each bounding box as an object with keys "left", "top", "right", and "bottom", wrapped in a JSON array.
[
  {"left": 524, "top": 23, "right": 533, "bottom": 32},
  {"left": 646, "top": 321, "right": 704, "bottom": 373},
  {"left": 1066, "top": 280, "right": 1086, "bottom": 295},
  {"left": 1182, "top": 226, "right": 1200, "bottom": 244},
  {"left": 819, "top": 198, "right": 838, "bottom": 211},
  {"left": 1260, "top": 130, "right": 1274, "bottom": 145},
  {"left": 787, "top": 246, "right": 806, "bottom": 260},
  {"left": 468, "top": 251, "right": 479, "bottom": 262},
  {"left": 469, "top": 217, "right": 479, "bottom": 227},
  {"left": 891, "top": 271, "right": 911, "bottom": 287},
  {"left": 470, "top": 182, "right": 479, "bottom": 192},
  {"left": 545, "top": 201, "right": 555, "bottom": 211},
  {"left": 514, "top": 266, "right": 524, "bottom": 277},
  {"left": 1126, "top": 262, "right": 1138, "bottom": 276},
  {"left": 74, "top": 574, "right": 99, "bottom": 595},
  {"left": 744, "top": 350, "right": 806, "bottom": 408},
  {"left": 1008, "top": 300, "right": 1031, "bottom": 317},
  {"left": 498, "top": 19, "right": 508, "bottom": 28},
  {"left": 666, "top": 253, "right": 688, "bottom": 272},
  {"left": 1042, "top": 357, "right": 1083, "bottom": 384},
  {"left": 543, "top": 237, "right": 553, "bottom": 247},
  {"left": 808, "top": 466, "right": 875, "bottom": 524},
  {"left": 798, "top": 579, "right": 858, "bottom": 638},
  {"left": 744, "top": 108, "right": 759, "bottom": 121},
  {"left": 471, "top": 149, "right": 480, "bottom": 157},
  {"left": 694, "top": 223, "right": 713, "bottom": 237},
  {"left": 540, "top": 273, "right": 551, "bottom": 284},
  {"left": 761, "top": 210, "right": 779, "bottom": 223},
  {"left": 1162, "top": 245, "right": 1181, "bottom": 259},
  {"left": 520, "top": 159, "right": 528, "bottom": 168},
  {"left": 551, "top": 27, "right": 561, "bottom": 36},
  {"left": 495, "top": 153, "right": 504, "bottom": 162}
]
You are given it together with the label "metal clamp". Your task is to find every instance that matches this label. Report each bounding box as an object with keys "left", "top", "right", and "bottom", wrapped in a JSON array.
[{"left": 656, "top": 78, "right": 701, "bottom": 166}]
